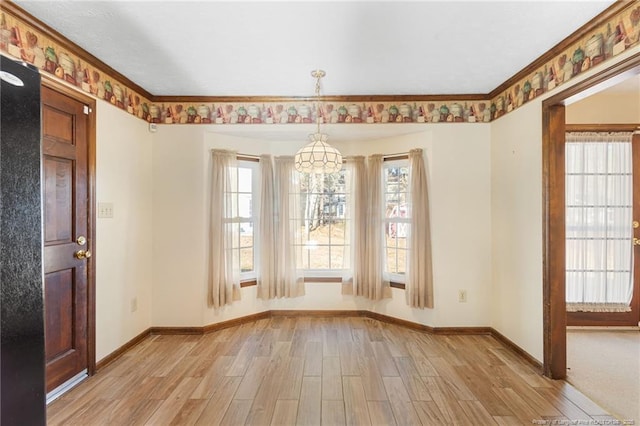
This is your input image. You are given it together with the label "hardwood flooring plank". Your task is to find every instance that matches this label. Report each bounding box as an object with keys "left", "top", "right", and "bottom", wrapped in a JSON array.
[
  {"left": 550, "top": 381, "right": 610, "bottom": 416},
  {"left": 144, "top": 377, "right": 202, "bottom": 425},
  {"left": 413, "top": 400, "right": 449, "bottom": 426},
  {"left": 113, "top": 399, "right": 164, "bottom": 426},
  {"left": 361, "top": 357, "right": 388, "bottom": 401},
  {"left": 219, "top": 400, "right": 253, "bottom": 426},
  {"left": 339, "top": 341, "right": 362, "bottom": 376},
  {"left": 321, "top": 400, "right": 346, "bottom": 426},
  {"left": 394, "top": 357, "right": 431, "bottom": 401},
  {"left": 454, "top": 365, "right": 514, "bottom": 416},
  {"left": 290, "top": 328, "right": 309, "bottom": 357},
  {"left": 533, "top": 386, "right": 592, "bottom": 421},
  {"left": 493, "top": 415, "right": 527, "bottom": 425},
  {"left": 278, "top": 357, "right": 305, "bottom": 400},
  {"left": 169, "top": 399, "right": 208, "bottom": 425},
  {"left": 371, "top": 341, "right": 400, "bottom": 377},
  {"left": 189, "top": 355, "right": 235, "bottom": 399},
  {"left": 322, "top": 356, "right": 343, "bottom": 400},
  {"left": 271, "top": 400, "right": 299, "bottom": 426},
  {"left": 366, "top": 401, "right": 397, "bottom": 426},
  {"left": 491, "top": 387, "right": 541, "bottom": 425},
  {"left": 323, "top": 329, "right": 339, "bottom": 357},
  {"left": 193, "top": 376, "right": 242, "bottom": 425},
  {"left": 343, "top": 376, "right": 372, "bottom": 425},
  {"left": 382, "top": 377, "right": 422, "bottom": 425},
  {"left": 245, "top": 353, "right": 289, "bottom": 425},
  {"left": 458, "top": 400, "right": 498, "bottom": 425},
  {"left": 424, "top": 376, "right": 475, "bottom": 425},
  {"left": 428, "top": 357, "right": 476, "bottom": 401},
  {"left": 234, "top": 356, "right": 270, "bottom": 400},
  {"left": 304, "top": 341, "right": 323, "bottom": 376},
  {"left": 297, "top": 376, "right": 322, "bottom": 426}
]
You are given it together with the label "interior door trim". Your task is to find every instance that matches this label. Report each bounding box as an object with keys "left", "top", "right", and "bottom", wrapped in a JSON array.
[
  {"left": 541, "top": 51, "right": 640, "bottom": 379},
  {"left": 42, "top": 74, "right": 97, "bottom": 376}
]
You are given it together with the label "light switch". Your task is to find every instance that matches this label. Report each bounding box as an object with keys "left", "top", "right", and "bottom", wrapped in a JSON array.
[{"left": 98, "top": 202, "right": 114, "bottom": 218}]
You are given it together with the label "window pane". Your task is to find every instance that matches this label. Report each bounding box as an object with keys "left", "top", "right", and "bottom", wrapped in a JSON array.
[
  {"left": 396, "top": 248, "right": 407, "bottom": 274},
  {"left": 331, "top": 245, "right": 347, "bottom": 269},
  {"left": 240, "top": 225, "right": 253, "bottom": 248},
  {"left": 309, "top": 246, "right": 330, "bottom": 269},
  {"left": 386, "top": 247, "right": 397, "bottom": 274},
  {"left": 332, "top": 220, "right": 346, "bottom": 243},
  {"left": 308, "top": 226, "right": 328, "bottom": 245},
  {"left": 238, "top": 193, "right": 252, "bottom": 219},
  {"left": 231, "top": 223, "right": 241, "bottom": 249},
  {"left": 238, "top": 167, "right": 252, "bottom": 193},
  {"left": 240, "top": 247, "right": 253, "bottom": 272}
]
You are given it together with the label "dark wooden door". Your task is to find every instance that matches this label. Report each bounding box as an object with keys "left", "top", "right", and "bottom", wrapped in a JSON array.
[{"left": 42, "top": 85, "right": 90, "bottom": 392}]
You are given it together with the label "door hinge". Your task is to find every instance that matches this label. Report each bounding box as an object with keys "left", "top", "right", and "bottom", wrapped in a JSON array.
[{"left": 83, "top": 105, "right": 91, "bottom": 115}]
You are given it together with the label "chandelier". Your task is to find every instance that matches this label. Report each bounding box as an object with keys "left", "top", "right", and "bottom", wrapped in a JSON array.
[{"left": 294, "top": 70, "right": 343, "bottom": 174}]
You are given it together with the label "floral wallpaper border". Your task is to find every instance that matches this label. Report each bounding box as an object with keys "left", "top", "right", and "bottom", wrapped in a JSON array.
[
  {"left": 1, "top": 3, "right": 638, "bottom": 125},
  {"left": 490, "top": 3, "right": 640, "bottom": 119}
]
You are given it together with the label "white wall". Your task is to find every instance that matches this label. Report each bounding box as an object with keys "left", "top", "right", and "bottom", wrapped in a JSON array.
[
  {"left": 151, "top": 123, "right": 492, "bottom": 328},
  {"left": 490, "top": 100, "right": 544, "bottom": 361},
  {"left": 95, "top": 103, "right": 153, "bottom": 361}
]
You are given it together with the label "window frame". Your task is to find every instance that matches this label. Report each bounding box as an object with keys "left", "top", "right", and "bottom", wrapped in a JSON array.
[
  {"left": 228, "top": 158, "right": 260, "bottom": 283},
  {"left": 383, "top": 158, "right": 410, "bottom": 284}
]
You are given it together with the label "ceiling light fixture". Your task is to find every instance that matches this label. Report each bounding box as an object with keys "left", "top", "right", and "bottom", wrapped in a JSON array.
[{"left": 294, "top": 70, "right": 342, "bottom": 174}]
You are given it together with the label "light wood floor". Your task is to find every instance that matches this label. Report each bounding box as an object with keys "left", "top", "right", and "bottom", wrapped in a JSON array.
[{"left": 47, "top": 316, "right": 615, "bottom": 425}]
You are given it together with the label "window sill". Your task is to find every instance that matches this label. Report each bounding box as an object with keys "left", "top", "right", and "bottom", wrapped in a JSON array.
[
  {"left": 240, "top": 280, "right": 257, "bottom": 288},
  {"left": 390, "top": 281, "right": 406, "bottom": 290}
]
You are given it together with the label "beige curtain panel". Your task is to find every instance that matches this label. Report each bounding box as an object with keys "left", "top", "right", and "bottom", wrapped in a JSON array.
[
  {"left": 208, "top": 149, "right": 241, "bottom": 308},
  {"left": 273, "top": 156, "right": 305, "bottom": 298},
  {"left": 257, "top": 154, "right": 277, "bottom": 300},
  {"left": 406, "top": 148, "right": 434, "bottom": 309}
]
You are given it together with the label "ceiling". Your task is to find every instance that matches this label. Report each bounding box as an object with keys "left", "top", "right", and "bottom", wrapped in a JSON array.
[{"left": 14, "top": 1, "right": 615, "bottom": 97}]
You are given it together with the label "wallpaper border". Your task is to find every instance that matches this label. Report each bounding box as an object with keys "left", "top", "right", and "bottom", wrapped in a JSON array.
[{"left": 0, "top": 1, "right": 636, "bottom": 125}]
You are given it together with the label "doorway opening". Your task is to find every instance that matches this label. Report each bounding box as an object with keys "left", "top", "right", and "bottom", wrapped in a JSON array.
[{"left": 542, "top": 51, "right": 640, "bottom": 379}]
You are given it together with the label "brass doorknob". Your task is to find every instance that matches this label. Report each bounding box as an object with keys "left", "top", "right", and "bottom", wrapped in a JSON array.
[
  {"left": 634, "top": 238, "right": 640, "bottom": 246},
  {"left": 75, "top": 250, "right": 92, "bottom": 260}
]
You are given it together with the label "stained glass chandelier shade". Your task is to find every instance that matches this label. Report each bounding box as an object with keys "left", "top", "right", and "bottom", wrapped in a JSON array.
[{"left": 294, "top": 70, "right": 342, "bottom": 174}]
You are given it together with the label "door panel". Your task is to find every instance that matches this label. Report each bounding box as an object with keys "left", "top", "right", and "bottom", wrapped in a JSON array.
[{"left": 42, "top": 85, "right": 90, "bottom": 393}]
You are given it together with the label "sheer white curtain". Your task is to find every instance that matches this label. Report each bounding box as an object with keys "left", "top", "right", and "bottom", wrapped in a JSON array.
[
  {"left": 361, "top": 154, "right": 391, "bottom": 300},
  {"left": 273, "top": 156, "right": 305, "bottom": 298},
  {"left": 342, "top": 156, "right": 365, "bottom": 295},
  {"left": 208, "top": 149, "right": 241, "bottom": 308},
  {"left": 565, "top": 132, "right": 633, "bottom": 312},
  {"left": 406, "top": 148, "right": 434, "bottom": 309},
  {"left": 257, "top": 154, "right": 277, "bottom": 299}
]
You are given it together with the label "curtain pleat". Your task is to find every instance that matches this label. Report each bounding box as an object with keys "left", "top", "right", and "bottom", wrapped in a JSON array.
[
  {"left": 406, "top": 149, "right": 434, "bottom": 309},
  {"left": 273, "top": 156, "right": 305, "bottom": 298},
  {"left": 258, "top": 154, "right": 277, "bottom": 299},
  {"left": 360, "top": 155, "right": 391, "bottom": 300},
  {"left": 208, "top": 149, "right": 240, "bottom": 308}
]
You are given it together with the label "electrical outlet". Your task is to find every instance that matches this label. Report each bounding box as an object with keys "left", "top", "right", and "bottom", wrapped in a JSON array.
[
  {"left": 458, "top": 290, "right": 467, "bottom": 303},
  {"left": 130, "top": 297, "right": 138, "bottom": 313},
  {"left": 98, "top": 202, "right": 114, "bottom": 218}
]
